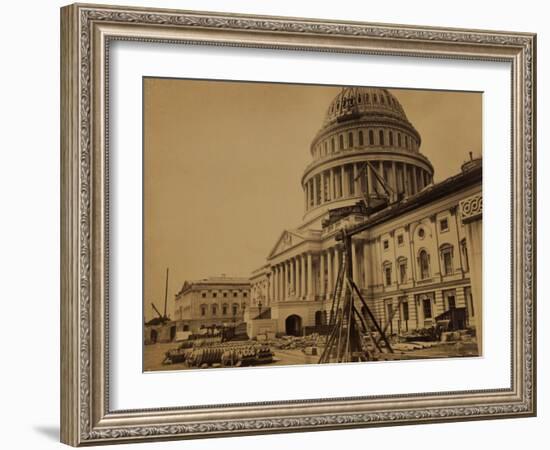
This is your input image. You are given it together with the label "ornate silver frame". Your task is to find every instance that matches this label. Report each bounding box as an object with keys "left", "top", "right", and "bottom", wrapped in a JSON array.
[{"left": 60, "top": 3, "right": 536, "bottom": 446}]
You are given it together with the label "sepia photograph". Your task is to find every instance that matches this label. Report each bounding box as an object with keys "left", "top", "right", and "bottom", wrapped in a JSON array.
[{"left": 143, "top": 78, "right": 483, "bottom": 372}]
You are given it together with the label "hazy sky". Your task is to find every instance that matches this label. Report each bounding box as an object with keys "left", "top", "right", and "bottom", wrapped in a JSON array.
[{"left": 143, "top": 78, "right": 481, "bottom": 320}]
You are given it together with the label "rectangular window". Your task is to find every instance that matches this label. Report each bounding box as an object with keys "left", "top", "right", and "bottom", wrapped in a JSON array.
[
  {"left": 440, "top": 218, "right": 449, "bottom": 232},
  {"left": 201, "top": 306, "right": 206, "bottom": 316},
  {"left": 422, "top": 298, "right": 432, "bottom": 319},
  {"left": 223, "top": 292, "right": 227, "bottom": 298},
  {"left": 222, "top": 305, "right": 228, "bottom": 315},
  {"left": 383, "top": 240, "right": 389, "bottom": 250},
  {"left": 402, "top": 301, "right": 409, "bottom": 321},
  {"left": 385, "top": 266, "right": 392, "bottom": 286},
  {"left": 386, "top": 302, "right": 393, "bottom": 322},
  {"left": 443, "top": 251, "right": 453, "bottom": 275},
  {"left": 213, "top": 292, "right": 217, "bottom": 298},
  {"left": 243, "top": 292, "right": 247, "bottom": 297},
  {"left": 447, "top": 295, "right": 456, "bottom": 310},
  {"left": 202, "top": 292, "right": 206, "bottom": 298},
  {"left": 397, "top": 234, "right": 404, "bottom": 245}
]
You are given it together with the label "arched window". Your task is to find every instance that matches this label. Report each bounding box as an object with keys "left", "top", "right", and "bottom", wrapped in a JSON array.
[
  {"left": 389, "top": 131, "right": 394, "bottom": 146},
  {"left": 211, "top": 304, "right": 217, "bottom": 316},
  {"left": 348, "top": 132, "right": 354, "bottom": 148},
  {"left": 358, "top": 130, "right": 364, "bottom": 146},
  {"left": 379, "top": 130, "right": 385, "bottom": 146},
  {"left": 339, "top": 134, "right": 344, "bottom": 150},
  {"left": 200, "top": 304, "right": 207, "bottom": 316},
  {"left": 232, "top": 303, "right": 239, "bottom": 316},
  {"left": 373, "top": 94, "right": 378, "bottom": 103},
  {"left": 331, "top": 138, "right": 335, "bottom": 153},
  {"left": 365, "top": 93, "right": 370, "bottom": 103},
  {"left": 222, "top": 303, "right": 228, "bottom": 316},
  {"left": 397, "top": 133, "right": 402, "bottom": 147},
  {"left": 380, "top": 95, "right": 385, "bottom": 104},
  {"left": 419, "top": 250, "right": 430, "bottom": 280},
  {"left": 368, "top": 130, "right": 374, "bottom": 145},
  {"left": 440, "top": 244, "right": 454, "bottom": 276}
]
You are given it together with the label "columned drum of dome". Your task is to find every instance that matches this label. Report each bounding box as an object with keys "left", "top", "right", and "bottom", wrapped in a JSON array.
[{"left": 302, "top": 87, "right": 434, "bottom": 222}]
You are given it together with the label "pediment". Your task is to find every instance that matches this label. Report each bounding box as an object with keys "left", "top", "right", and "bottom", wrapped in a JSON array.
[{"left": 268, "top": 230, "right": 306, "bottom": 258}]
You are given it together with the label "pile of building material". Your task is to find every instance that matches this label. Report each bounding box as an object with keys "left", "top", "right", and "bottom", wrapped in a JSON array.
[{"left": 185, "top": 342, "right": 273, "bottom": 368}]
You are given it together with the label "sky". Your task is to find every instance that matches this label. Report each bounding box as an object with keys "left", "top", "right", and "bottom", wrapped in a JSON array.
[{"left": 143, "top": 78, "right": 481, "bottom": 320}]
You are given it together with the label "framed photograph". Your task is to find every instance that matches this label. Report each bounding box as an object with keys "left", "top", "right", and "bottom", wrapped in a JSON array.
[{"left": 60, "top": 3, "right": 536, "bottom": 446}]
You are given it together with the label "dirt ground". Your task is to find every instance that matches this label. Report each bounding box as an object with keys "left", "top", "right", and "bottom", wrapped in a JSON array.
[{"left": 143, "top": 339, "right": 479, "bottom": 372}]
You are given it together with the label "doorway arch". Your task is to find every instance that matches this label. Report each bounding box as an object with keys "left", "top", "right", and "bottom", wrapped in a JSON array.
[
  {"left": 150, "top": 329, "right": 158, "bottom": 344},
  {"left": 285, "top": 314, "right": 302, "bottom": 336}
]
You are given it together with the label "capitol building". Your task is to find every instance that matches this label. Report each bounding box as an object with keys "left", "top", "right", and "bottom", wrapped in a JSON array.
[{"left": 247, "top": 87, "right": 482, "bottom": 348}]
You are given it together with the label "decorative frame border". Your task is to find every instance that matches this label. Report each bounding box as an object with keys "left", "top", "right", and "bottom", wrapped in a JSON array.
[{"left": 60, "top": 3, "right": 536, "bottom": 446}]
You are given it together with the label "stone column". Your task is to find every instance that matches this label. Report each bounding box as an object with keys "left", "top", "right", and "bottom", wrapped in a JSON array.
[
  {"left": 330, "top": 169, "right": 335, "bottom": 200},
  {"left": 267, "top": 273, "right": 271, "bottom": 304},
  {"left": 282, "top": 261, "right": 288, "bottom": 301},
  {"left": 352, "top": 240, "right": 359, "bottom": 284},
  {"left": 341, "top": 165, "right": 348, "bottom": 197},
  {"left": 391, "top": 161, "right": 398, "bottom": 199},
  {"left": 460, "top": 193, "right": 483, "bottom": 354},
  {"left": 363, "top": 240, "right": 370, "bottom": 288},
  {"left": 276, "top": 264, "right": 280, "bottom": 302},
  {"left": 319, "top": 251, "right": 325, "bottom": 298},
  {"left": 300, "top": 255, "right": 307, "bottom": 298},
  {"left": 334, "top": 247, "right": 340, "bottom": 284},
  {"left": 307, "top": 253, "right": 313, "bottom": 300},
  {"left": 367, "top": 163, "right": 374, "bottom": 196},
  {"left": 313, "top": 176, "right": 318, "bottom": 206},
  {"left": 304, "top": 183, "right": 308, "bottom": 211},
  {"left": 289, "top": 258, "right": 294, "bottom": 298},
  {"left": 412, "top": 166, "right": 418, "bottom": 194},
  {"left": 327, "top": 249, "right": 333, "bottom": 298},
  {"left": 353, "top": 163, "right": 359, "bottom": 195},
  {"left": 297, "top": 258, "right": 302, "bottom": 298},
  {"left": 275, "top": 265, "right": 280, "bottom": 302}
]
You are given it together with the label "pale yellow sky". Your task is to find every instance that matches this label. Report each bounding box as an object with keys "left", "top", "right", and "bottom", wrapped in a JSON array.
[{"left": 143, "top": 79, "right": 481, "bottom": 320}]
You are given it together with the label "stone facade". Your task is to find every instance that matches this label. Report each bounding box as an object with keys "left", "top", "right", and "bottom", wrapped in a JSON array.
[
  {"left": 173, "top": 276, "right": 250, "bottom": 334},
  {"left": 250, "top": 87, "right": 482, "bottom": 338}
]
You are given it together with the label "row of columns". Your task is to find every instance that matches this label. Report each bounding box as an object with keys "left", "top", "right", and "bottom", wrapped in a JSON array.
[
  {"left": 304, "top": 161, "right": 432, "bottom": 211},
  {"left": 271, "top": 253, "right": 314, "bottom": 301},
  {"left": 270, "top": 246, "right": 353, "bottom": 302}
]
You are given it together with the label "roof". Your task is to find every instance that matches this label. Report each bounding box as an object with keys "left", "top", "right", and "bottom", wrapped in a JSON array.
[
  {"left": 176, "top": 276, "right": 250, "bottom": 297},
  {"left": 343, "top": 159, "right": 482, "bottom": 236}
]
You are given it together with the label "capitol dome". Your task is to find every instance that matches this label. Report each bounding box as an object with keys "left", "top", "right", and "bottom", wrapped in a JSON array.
[
  {"left": 302, "top": 86, "right": 434, "bottom": 221},
  {"left": 322, "top": 87, "right": 411, "bottom": 129}
]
